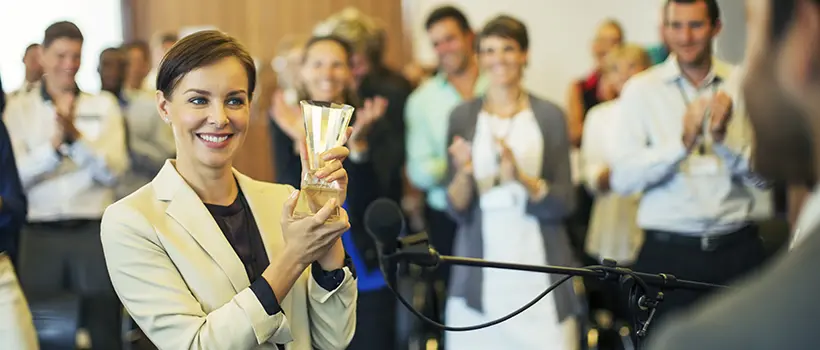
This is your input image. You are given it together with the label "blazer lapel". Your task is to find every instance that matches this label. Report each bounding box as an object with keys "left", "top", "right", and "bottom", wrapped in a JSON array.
[
  {"left": 155, "top": 161, "right": 250, "bottom": 293},
  {"left": 234, "top": 171, "right": 295, "bottom": 315}
]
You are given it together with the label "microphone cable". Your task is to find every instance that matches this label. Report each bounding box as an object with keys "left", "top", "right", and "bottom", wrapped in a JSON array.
[{"left": 379, "top": 250, "right": 654, "bottom": 333}]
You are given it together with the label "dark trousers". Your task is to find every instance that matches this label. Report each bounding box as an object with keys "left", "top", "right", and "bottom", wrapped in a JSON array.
[
  {"left": 632, "top": 224, "right": 766, "bottom": 329},
  {"left": 17, "top": 220, "right": 122, "bottom": 350},
  {"left": 347, "top": 288, "right": 397, "bottom": 350}
]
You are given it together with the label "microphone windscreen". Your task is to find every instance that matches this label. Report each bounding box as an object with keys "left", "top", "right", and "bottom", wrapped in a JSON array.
[{"left": 363, "top": 198, "right": 405, "bottom": 250}]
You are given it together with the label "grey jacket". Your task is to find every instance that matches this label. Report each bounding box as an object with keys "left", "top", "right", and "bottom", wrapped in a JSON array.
[{"left": 445, "top": 94, "right": 582, "bottom": 322}]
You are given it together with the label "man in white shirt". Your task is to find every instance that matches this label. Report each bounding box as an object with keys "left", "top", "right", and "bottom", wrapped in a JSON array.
[
  {"left": 648, "top": 0, "right": 820, "bottom": 347},
  {"left": 611, "top": 0, "right": 768, "bottom": 326},
  {"left": 8, "top": 44, "right": 43, "bottom": 99},
  {"left": 3, "top": 21, "right": 128, "bottom": 349}
]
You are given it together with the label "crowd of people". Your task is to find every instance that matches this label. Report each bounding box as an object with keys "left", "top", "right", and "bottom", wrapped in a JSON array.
[{"left": 1, "top": 0, "right": 817, "bottom": 349}]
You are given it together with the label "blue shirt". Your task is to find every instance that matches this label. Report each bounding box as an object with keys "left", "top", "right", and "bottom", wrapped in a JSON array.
[
  {"left": 0, "top": 119, "right": 27, "bottom": 258},
  {"left": 341, "top": 201, "right": 385, "bottom": 292},
  {"left": 405, "top": 72, "right": 488, "bottom": 211}
]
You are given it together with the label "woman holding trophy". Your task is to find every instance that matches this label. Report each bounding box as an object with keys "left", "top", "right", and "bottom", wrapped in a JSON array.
[
  {"left": 100, "top": 30, "right": 357, "bottom": 350},
  {"left": 444, "top": 16, "right": 580, "bottom": 349}
]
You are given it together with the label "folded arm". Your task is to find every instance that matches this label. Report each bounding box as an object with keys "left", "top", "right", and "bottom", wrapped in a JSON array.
[{"left": 610, "top": 84, "right": 688, "bottom": 195}]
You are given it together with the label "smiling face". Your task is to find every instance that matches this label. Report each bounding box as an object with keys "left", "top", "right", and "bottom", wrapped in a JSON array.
[
  {"left": 42, "top": 38, "right": 82, "bottom": 90},
  {"left": 664, "top": 0, "right": 721, "bottom": 67},
  {"left": 478, "top": 35, "right": 527, "bottom": 88},
  {"left": 156, "top": 56, "right": 251, "bottom": 171},
  {"left": 428, "top": 18, "right": 474, "bottom": 75},
  {"left": 300, "top": 39, "right": 351, "bottom": 102}
]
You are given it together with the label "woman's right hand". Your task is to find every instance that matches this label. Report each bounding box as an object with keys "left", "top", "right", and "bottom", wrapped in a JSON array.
[{"left": 279, "top": 190, "right": 351, "bottom": 266}]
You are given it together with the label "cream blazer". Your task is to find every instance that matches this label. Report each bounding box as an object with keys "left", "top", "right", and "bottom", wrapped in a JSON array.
[{"left": 101, "top": 161, "right": 357, "bottom": 350}]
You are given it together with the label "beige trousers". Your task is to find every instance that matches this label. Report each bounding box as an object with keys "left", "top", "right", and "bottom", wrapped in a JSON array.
[{"left": 0, "top": 253, "right": 38, "bottom": 349}]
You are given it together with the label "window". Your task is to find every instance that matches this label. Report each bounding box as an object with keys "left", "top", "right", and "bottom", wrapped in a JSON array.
[{"left": 0, "top": 0, "right": 123, "bottom": 93}]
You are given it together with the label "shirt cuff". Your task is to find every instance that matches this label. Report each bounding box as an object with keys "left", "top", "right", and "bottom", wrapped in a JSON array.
[
  {"left": 250, "top": 278, "right": 282, "bottom": 316},
  {"left": 311, "top": 254, "right": 357, "bottom": 292}
]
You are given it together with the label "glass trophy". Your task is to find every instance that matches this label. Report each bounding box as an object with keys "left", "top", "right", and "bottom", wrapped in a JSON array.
[{"left": 294, "top": 100, "right": 354, "bottom": 221}]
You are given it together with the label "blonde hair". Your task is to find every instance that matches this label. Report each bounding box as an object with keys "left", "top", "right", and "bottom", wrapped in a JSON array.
[{"left": 602, "top": 44, "right": 651, "bottom": 73}]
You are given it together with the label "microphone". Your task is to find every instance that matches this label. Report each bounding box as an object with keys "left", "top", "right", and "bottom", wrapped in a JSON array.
[
  {"left": 363, "top": 198, "right": 404, "bottom": 256},
  {"left": 363, "top": 197, "right": 728, "bottom": 347}
]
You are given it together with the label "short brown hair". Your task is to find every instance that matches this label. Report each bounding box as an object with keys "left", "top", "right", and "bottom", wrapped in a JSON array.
[
  {"left": 156, "top": 30, "right": 256, "bottom": 101},
  {"left": 43, "top": 21, "right": 83, "bottom": 48},
  {"left": 477, "top": 15, "right": 529, "bottom": 52}
]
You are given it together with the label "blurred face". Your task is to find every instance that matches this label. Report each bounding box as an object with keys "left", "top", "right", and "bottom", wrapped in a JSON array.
[
  {"left": 126, "top": 47, "right": 150, "bottom": 83},
  {"left": 350, "top": 52, "right": 372, "bottom": 87},
  {"left": 428, "top": 18, "right": 474, "bottom": 74},
  {"left": 300, "top": 40, "right": 351, "bottom": 102},
  {"left": 41, "top": 38, "right": 82, "bottom": 90},
  {"left": 98, "top": 50, "right": 126, "bottom": 93},
  {"left": 606, "top": 56, "right": 648, "bottom": 96},
  {"left": 592, "top": 24, "right": 623, "bottom": 67},
  {"left": 664, "top": 1, "right": 721, "bottom": 67},
  {"left": 23, "top": 47, "right": 43, "bottom": 81},
  {"left": 742, "top": 0, "right": 815, "bottom": 183},
  {"left": 157, "top": 57, "right": 250, "bottom": 170},
  {"left": 478, "top": 36, "right": 527, "bottom": 87}
]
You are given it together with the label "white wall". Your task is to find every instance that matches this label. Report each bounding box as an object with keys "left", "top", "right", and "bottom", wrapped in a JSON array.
[
  {"left": 408, "top": 0, "right": 664, "bottom": 107},
  {"left": 0, "top": 0, "right": 123, "bottom": 93}
]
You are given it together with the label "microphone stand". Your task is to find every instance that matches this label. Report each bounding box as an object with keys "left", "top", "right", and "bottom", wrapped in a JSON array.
[{"left": 384, "top": 244, "right": 727, "bottom": 349}]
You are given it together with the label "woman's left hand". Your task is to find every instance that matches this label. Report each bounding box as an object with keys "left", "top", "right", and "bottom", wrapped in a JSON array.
[{"left": 299, "top": 127, "right": 354, "bottom": 203}]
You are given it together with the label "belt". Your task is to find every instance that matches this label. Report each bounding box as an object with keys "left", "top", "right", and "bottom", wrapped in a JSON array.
[
  {"left": 646, "top": 225, "right": 758, "bottom": 252},
  {"left": 27, "top": 219, "right": 99, "bottom": 229}
]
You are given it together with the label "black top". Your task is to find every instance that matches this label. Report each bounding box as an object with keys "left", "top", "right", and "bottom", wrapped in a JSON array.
[
  {"left": 648, "top": 214, "right": 820, "bottom": 349},
  {"left": 204, "top": 184, "right": 356, "bottom": 349},
  {"left": 204, "top": 189, "right": 269, "bottom": 283}
]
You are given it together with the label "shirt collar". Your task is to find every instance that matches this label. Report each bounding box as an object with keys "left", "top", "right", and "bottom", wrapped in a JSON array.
[
  {"left": 433, "top": 70, "right": 489, "bottom": 93},
  {"left": 659, "top": 54, "right": 733, "bottom": 87},
  {"left": 39, "top": 79, "right": 81, "bottom": 103}
]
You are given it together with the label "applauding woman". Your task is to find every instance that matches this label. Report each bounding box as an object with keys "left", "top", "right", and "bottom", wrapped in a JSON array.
[
  {"left": 101, "top": 31, "right": 357, "bottom": 350},
  {"left": 444, "top": 16, "right": 580, "bottom": 350}
]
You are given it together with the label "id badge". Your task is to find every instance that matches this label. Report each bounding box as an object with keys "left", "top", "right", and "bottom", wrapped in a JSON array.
[{"left": 687, "top": 155, "right": 721, "bottom": 176}]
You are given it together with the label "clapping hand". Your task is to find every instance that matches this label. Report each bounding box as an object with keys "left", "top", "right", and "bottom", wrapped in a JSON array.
[
  {"left": 52, "top": 92, "right": 81, "bottom": 146},
  {"left": 448, "top": 136, "right": 473, "bottom": 174},
  {"left": 498, "top": 140, "right": 518, "bottom": 183},
  {"left": 682, "top": 98, "right": 710, "bottom": 151},
  {"left": 708, "top": 91, "right": 734, "bottom": 143},
  {"left": 348, "top": 96, "right": 388, "bottom": 149}
]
